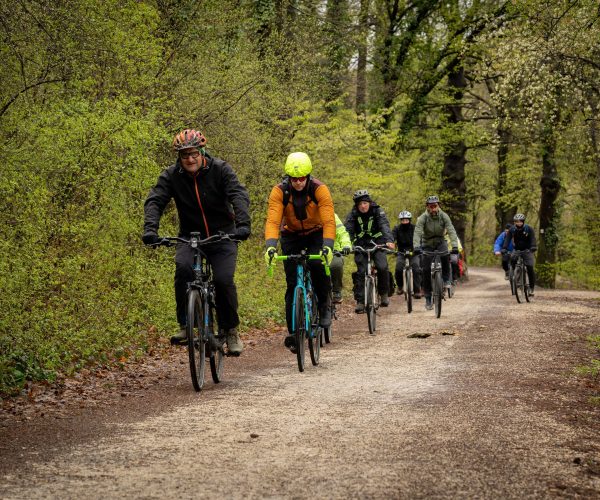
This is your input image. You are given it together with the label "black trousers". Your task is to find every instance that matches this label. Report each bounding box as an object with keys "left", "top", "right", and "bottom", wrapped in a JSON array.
[
  {"left": 421, "top": 241, "right": 450, "bottom": 296},
  {"left": 394, "top": 254, "right": 422, "bottom": 292},
  {"left": 175, "top": 240, "right": 239, "bottom": 331},
  {"left": 353, "top": 250, "right": 389, "bottom": 302},
  {"left": 281, "top": 231, "right": 331, "bottom": 334},
  {"left": 501, "top": 254, "right": 510, "bottom": 272}
]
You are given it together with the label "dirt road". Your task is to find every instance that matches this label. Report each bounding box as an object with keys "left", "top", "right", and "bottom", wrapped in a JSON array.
[{"left": 1, "top": 268, "right": 599, "bottom": 498}]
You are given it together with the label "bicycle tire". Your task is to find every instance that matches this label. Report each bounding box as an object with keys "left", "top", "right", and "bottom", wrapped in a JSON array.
[
  {"left": 405, "top": 268, "right": 413, "bottom": 314},
  {"left": 323, "top": 293, "right": 333, "bottom": 344},
  {"left": 187, "top": 289, "right": 206, "bottom": 392},
  {"left": 434, "top": 272, "right": 443, "bottom": 319},
  {"left": 294, "top": 287, "right": 306, "bottom": 372},
  {"left": 366, "top": 277, "right": 376, "bottom": 335},
  {"left": 308, "top": 291, "right": 320, "bottom": 366},
  {"left": 208, "top": 302, "right": 224, "bottom": 383},
  {"left": 514, "top": 265, "right": 524, "bottom": 303}
]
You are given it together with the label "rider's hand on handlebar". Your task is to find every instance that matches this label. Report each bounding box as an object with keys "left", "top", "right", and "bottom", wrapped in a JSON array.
[
  {"left": 451, "top": 247, "right": 459, "bottom": 254},
  {"left": 501, "top": 249, "right": 508, "bottom": 255},
  {"left": 413, "top": 246, "right": 422, "bottom": 256},
  {"left": 386, "top": 242, "right": 395, "bottom": 250},
  {"left": 320, "top": 246, "right": 333, "bottom": 266},
  {"left": 530, "top": 246, "right": 537, "bottom": 253},
  {"left": 230, "top": 226, "right": 250, "bottom": 241},
  {"left": 341, "top": 246, "right": 351, "bottom": 256},
  {"left": 142, "top": 232, "right": 161, "bottom": 246},
  {"left": 264, "top": 246, "right": 278, "bottom": 265}
]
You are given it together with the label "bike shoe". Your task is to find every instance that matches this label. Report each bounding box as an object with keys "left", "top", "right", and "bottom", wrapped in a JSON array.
[
  {"left": 355, "top": 302, "right": 365, "bottom": 314},
  {"left": 380, "top": 295, "right": 390, "bottom": 307},
  {"left": 170, "top": 328, "right": 187, "bottom": 346},
  {"left": 395, "top": 289, "right": 403, "bottom": 295},
  {"left": 413, "top": 292, "right": 423, "bottom": 299},
  {"left": 284, "top": 334, "right": 297, "bottom": 354},
  {"left": 332, "top": 292, "right": 342, "bottom": 304},
  {"left": 226, "top": 328, "right": 243, "bottom": 356},
  {"left": 319, "top": 307, "right": 332, "bottom": 327},
  {"left": 425, "top": 296, "right": 433, "bottom": 310},
  {"left": 528, "top": 287, "right": 535, "bottom": 297}
]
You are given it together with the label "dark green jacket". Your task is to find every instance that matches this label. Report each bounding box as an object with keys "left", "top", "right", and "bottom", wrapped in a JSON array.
[{"left": 413, "top": 209, "right": 458, "bottom": 249}]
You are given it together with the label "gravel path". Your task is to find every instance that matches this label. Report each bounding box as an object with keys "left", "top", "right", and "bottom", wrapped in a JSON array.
[{"left": 1, "top": 268, "right": 599, "bottom": 498}]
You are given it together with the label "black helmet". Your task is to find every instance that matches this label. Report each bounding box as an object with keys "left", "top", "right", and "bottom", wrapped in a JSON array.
[
  {"left": 398, "top": 210, "right": 412, "bottom": 219},
  {"left": 426, "top": 195, "right": 439, "bottom": 205},
  {"left": 513, "top": 213, "right": 526, "bottom": 221},
  {"left": 353, "top": 189, "right": 371, "bottom": 204}
]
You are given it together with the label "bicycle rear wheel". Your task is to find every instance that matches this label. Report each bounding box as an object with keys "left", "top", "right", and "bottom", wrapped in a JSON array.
[
  {"left": 208, "top": 302, "right": 224, "bottom": 383},
  {"left": 514, "top": 265, "right": 524, "bottom": 303},
  {"left": 294, "top": 287, "right": 307, "bottom": 372},
  {"left": 434, "top": 272, "right": 443, "bottom": 318},
  {"left": 187, "top": 290, "right": 206, "bottom": 392},
  {"left": 405, "top": 268, "right": 413, "bottom": 314},
  {"left": 366, "top": 277, "right": 376, "bottom": 335},
  {"left": 308, "top": 292, "right": 321, "bottom": 366}
]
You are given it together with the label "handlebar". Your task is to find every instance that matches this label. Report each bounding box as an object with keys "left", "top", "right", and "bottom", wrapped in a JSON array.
[
  {"left": 267, "top": 253, "right": 330, "bottom": 277},
  {"left": 352, "top": 244, "right": 395, "bottom": 255},
  {"left": 151, "top": 232, "right": 235, "bottom": 248}
]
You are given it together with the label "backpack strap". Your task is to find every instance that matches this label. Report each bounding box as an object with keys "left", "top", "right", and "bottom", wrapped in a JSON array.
[{"left": 280, "top": 176, "right": 318, "bottom": 207}]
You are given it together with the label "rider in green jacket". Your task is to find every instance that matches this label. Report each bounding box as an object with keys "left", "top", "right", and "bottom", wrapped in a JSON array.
[{"left": 330, "top": 213, "right": 352, "bottom": 303}]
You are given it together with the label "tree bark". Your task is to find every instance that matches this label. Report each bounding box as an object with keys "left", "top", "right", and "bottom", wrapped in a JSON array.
[
  {"left": 494, "top": 120, "right": 516, "bottom": 232},
  {"left": 355, "top": 0, "right": 369, "bottom": 114},
  {"left": 536, "top": 122, "right": 561, "bottom": 288},
  {"left": 442, "top": 64, "right": 468, "bottom": 255}
]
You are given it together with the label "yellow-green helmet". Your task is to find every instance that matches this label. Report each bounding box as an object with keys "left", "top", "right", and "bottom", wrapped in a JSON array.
[{"left": 284, "top": 152, "right": 313, "bottom": 177}]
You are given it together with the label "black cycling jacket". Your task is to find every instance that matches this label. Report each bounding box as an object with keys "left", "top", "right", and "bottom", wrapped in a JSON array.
[
  {"left": 503, "top": 224, "right": 537, "bottom": 251},
  {"left": 143, "top": 153, "right": 250, "bottom": 238}
]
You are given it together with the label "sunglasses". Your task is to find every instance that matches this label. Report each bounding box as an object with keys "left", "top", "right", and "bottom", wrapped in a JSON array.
[
  {"left": 179, "top": 150, "right": 201, "bottom": 160},
  {"left": 290, "top": 176, "right": 307, "bottom": 182}
]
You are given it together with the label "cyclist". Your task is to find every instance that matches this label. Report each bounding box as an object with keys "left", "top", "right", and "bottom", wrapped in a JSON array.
[
  {"left": 344, "top": 189, "right": 395, "bottom": 313},
  {"left": 444, "top": 229, "right": 463, "bottom": 282},
  {"left": 330, "top": 213, "right": 353, "bottom": 304},
  {"left": 142, "top": 129, "right": 250, "bottom": 354},
  {"left": 502, "top": 214, "right": 537, "bottom": 296},
  {"left": 264, "top": 152, "right": 335, "bottom": 352},
  {"left": 494, "top": 224, "right": 513, "bottom": 279},
  {"left": 413, "top": 195, "right": 459, "bottom": 310},
  {"left": 392, "top": 211, "right": 422, "bottom": 298}
]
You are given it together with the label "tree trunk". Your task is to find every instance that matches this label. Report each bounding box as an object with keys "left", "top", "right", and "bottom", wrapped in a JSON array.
[
  {"left": 355, "top": 0, "right": 369, "bottom": 114},
  {"left": 442, "top": 64, "right": 468, "bottom": 254},
  {"left": 494, "top": 121, "right": 516, "bottom": 232},
  {"left": 536, "top": 122, "right": 561, "bottom": 288}
]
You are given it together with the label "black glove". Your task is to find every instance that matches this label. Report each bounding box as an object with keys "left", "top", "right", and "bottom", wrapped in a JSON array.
[
  {"left": 142, "top": 232, "right": 161, "bottom": 246},
  {"left": 451, "top": 247, "right": 459, "bottom": 254},
  {"left": 341, "top": 246, "right": 351, "bottom": 256},
  {"left": 501, "top": 249, "right": 507, "bottom": 255},
  {"left": 413, "top": 247, "right": 422, "bottom": 255},
  {"left": 530, "top": 247, "right": 537, "bottom": 253},
  {"left": 231, "top": 226, "right": 251, "bottom": 241}
]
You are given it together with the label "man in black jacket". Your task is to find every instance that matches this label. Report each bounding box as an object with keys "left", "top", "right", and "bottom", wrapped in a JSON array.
[
  {"left": 142, "top": 129, "right": 251, "bottom": 354},
  {"left": 345, "top": 189, "right": 395, "bottom": 313},
  {"left": 392, "top": 211, "right": 422, "bottom": 298},
  {"left": 502, "top": 213, "right": 537, "bottom": 296}
]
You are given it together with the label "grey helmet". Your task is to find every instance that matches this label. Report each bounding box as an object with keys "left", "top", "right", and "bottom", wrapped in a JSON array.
[
  {"left": 398, "top": 210, "right": 412, "bottom": 219},
  {"left": 426, "top": 195, "right": 439, "bottom": 204},
  {"left": 513, "top": 213, "right": 526, "bottom": 221},
  {"left": 353, "top": 189, "right": 371, "bottom": 203}
]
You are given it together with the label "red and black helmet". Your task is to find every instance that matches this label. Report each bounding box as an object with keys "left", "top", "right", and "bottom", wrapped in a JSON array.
[{"left": 172, "top": 129, "right": 207, "bottom": 151}]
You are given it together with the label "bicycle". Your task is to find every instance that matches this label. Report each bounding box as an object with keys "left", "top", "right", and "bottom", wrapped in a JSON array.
[
  {"left": 422, "top": 249, "right": 450, "bottom": 319},
  {"left": 352, "top": 243, "right": 393, "bottom": 335},
  {"left": 510, "top": 249, "right": 531, "bottom": 303},
  {"left": 268, "top": 251, "right": 330, "bottom": 372},
  {"left": 396, "top": 251, "right": 414, "bottom": 314},
  {"left": 155, "top": 232, "right": 235, "bottom": 391}
]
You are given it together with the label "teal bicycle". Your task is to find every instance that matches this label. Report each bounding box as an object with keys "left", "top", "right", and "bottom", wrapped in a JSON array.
[{"left": 269, "top": 251, "right": 330, "bottom": 372}]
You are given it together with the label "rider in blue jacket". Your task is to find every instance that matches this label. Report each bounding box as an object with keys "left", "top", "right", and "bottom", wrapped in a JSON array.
[{"left": 494, "top": 224, "right": 513, "bottom": 279}]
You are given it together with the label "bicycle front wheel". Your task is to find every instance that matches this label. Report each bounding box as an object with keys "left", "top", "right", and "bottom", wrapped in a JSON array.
[
  {"left": 366, "top": 277, "right": 376, "bottom": 335},
  {"left": 405, "top": 268, "right": 413, "bottom": 314},
  {"left": 514, "top": 266, "right": 524, "bottom": 303},
  {"left": 308, "top": 292, "right": 321, "bottom": 366},
  {"left": 434, "top": 272, "right": 443, "bottom": 318},
  {"left": 187, "top": 289, "right": 206, "bottom": 392},
  {"left": 208, "top": 302, "right": 224, "bottom": 383},
  {"left": 294, "top": 287, "right": 307, "bottom": 372}
]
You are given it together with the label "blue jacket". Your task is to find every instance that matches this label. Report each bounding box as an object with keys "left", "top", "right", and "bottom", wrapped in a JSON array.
[{"left": 494, "top": 231, "right": 513, "bottom": 253}]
